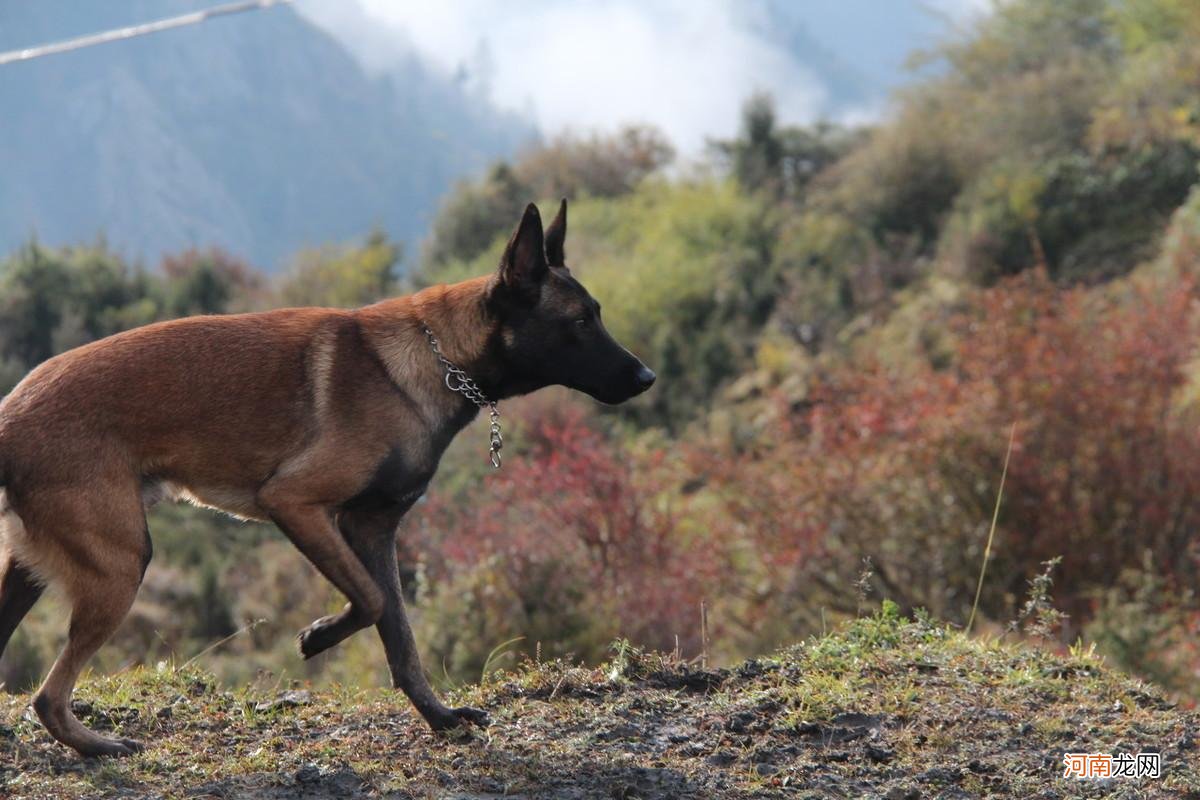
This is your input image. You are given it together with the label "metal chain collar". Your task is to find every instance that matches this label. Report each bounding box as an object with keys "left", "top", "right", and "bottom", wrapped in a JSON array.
[{"left": 421, "top": 323, "right": 503, "bottom": 468}]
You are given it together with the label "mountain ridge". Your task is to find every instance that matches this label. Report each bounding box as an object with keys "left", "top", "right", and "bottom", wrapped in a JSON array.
[{"left": 0, "top": 1, "right": 534, "bottom": 270}]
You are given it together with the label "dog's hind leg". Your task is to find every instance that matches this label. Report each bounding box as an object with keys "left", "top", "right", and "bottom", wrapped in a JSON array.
[
  {"left": 0, "top": 558, "right": 44, "bottom": 661},
  {"left": 0, "top": 495, "right": 46, "bottom": 662},
  {"left": 28, "top": 488, "right": 150, "bottom": 757},
  {"left": 339, "top": 506, "right": 489, "bottom": 731}
]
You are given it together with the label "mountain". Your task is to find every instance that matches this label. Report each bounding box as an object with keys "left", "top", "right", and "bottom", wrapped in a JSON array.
[
  {"left": 295, "top": 0, "right": 971, "bottom": 161},
  {"left": 756, "top": 0, "right": 965, "bottom": 116},
  {"left": 0, "top": 1, "right": 535, "bottom": 269}
]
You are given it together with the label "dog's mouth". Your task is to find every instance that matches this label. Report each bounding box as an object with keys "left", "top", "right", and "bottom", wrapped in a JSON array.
[{"left": 591, "top": 364, "right": 656, "bottom": 405}]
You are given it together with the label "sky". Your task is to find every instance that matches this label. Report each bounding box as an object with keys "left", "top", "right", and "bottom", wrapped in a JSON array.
[{"left": 298, "top": 0, "right": 992, "bottom": 155}]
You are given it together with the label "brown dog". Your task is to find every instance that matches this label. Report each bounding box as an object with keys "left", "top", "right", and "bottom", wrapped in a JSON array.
[{"left": 0, "top": 200, "right": 654, "bottom": 757}]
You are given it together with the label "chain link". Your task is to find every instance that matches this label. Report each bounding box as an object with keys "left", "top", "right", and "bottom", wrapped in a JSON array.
[{"left": 422, "top": 323, "right": 503, "bottom": 468}]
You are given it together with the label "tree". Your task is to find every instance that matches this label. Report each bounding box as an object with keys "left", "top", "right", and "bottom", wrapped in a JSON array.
[
  {"left": 418, "top": 126, "right": 675, "bottom": 282},
  {"left": 162, "top": 247, "right": 264, "bottom": 315},
  {"left": 515, "top": 126, "right": 674, "bottom": 201},
  {"left": 711, "top": 94, "right": 860, "bottom": 202},
  {"left": 0, "top": 241, "right": 162, "bottom": 391},
  {"left": 279, "top": 230, "right": 402, "bottom": 308},
  {"left": 421, "top": 163, "right": 533, "bottom": 276}
]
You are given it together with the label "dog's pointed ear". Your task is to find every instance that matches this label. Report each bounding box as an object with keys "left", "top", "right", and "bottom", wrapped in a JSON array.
[
  {"left": 498, "top": 203, "right": 547, "bottom": 293},
  {"left": 544, "top": 198, "right": 567, "bottom": 266}
]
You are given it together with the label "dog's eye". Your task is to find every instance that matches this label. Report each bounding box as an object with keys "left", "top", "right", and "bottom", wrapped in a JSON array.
[{"left": 574, "top": 316, "right": 590, "bottom": 327}]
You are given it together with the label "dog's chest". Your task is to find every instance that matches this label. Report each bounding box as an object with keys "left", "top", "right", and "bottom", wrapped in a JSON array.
[
  {"left": 344, "top": 446, "right": 435, "bottom": 515},
  {"left": 393, "top": 480, "right": 430, "bottom": 512}
]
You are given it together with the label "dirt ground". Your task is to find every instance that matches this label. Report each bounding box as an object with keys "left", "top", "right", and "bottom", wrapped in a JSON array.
[{"left": 2, "top": 610, "right": 1197, "bottom": 799}]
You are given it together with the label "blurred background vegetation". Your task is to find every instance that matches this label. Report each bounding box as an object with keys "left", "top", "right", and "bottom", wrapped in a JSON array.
[{"left": 4, "top": 0, "right": 1200, "bottom": 703}]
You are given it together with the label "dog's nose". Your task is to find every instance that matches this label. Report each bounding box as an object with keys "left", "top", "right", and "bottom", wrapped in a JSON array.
[{"left": 635, "top": 365, "right": 656, "bottom": 390}]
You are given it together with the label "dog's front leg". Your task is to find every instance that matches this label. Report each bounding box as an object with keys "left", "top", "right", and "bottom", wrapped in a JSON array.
[{"left": 339, "top": 507, "right": 489, "bottom": 731}]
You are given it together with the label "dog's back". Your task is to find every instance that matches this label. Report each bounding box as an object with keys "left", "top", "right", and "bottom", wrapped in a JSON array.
[{"left": 3, "top": 308, "right": 327, "bottom": 453}]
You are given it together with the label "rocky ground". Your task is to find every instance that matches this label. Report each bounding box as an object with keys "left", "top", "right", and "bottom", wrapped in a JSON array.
[{"left": 1, "top": 605, "right": 1197, "bottom": 799}]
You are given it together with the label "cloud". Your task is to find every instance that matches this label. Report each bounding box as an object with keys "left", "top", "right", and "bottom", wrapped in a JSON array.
[
  {"left": 299, "top": 0, "right": 827, "bottom": 155},
  {"left": 929, "top": 0, "right": 993, "bottom": 20}
]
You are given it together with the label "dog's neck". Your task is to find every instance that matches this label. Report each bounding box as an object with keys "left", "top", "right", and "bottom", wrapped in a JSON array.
[
  {"left": 411, "top": 277, "right": 497, "bottom": 376},
  {"left": 356, "top": 277, "right": 518, "bottom": 418}
]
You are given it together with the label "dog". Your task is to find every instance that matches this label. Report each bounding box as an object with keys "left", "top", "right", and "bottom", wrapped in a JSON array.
[{"left": 0, "top": 200, "right": 654, "bottom": 757}]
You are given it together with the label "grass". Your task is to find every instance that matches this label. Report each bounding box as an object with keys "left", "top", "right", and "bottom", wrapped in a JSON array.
[
  {"left": 1, "top": 604, "right": 1197, "bottom": 799},
  {"left": 967, "top": 421, "right": 1017, "bottom": 635}
]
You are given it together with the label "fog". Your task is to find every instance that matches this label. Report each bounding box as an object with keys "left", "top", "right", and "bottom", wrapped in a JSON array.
[{"left": 298, "top": 0, "right": 990, "bottom": 154}]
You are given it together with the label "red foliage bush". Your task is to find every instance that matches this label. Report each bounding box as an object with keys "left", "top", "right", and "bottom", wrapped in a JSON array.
[
  {"left": 409, "top": 400, "right": 725, "bottom": 675},
  {"left": 951, "top": 271, "right": 1200, "bottom": 604},
  {"left": 407, "top": 269, "right": 1200, "bottom": 687},
  {"left": 710, "top": 269, "right": 1200, "bottom": 635}
]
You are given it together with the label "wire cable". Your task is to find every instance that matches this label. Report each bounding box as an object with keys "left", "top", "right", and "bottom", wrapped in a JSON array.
[{"left": 0, "top": 0, "right": 292, "bottom": 67}]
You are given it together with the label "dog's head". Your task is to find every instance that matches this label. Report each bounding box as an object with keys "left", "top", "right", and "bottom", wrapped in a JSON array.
[{"left": 487, "top": 200, "right": 655, "bottom": 405}]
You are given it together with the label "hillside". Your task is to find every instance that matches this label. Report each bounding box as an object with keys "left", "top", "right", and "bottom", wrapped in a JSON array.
[
  {"left": 0, "top": 1, "right": 533, "bottom": 268},
  {"left": 3, "top": 2, "right": 1200, "bottom": 795},
  {"left": 2, "top": 610, "right": 1196, "bottom": 799}
]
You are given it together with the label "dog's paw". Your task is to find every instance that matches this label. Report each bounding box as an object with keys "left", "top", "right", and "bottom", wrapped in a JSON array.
[
  {"left": 296, "top": 615, "right": 339, "bottom": 660},
  {"left": 78, "top": 735, "right": 144, "bottom": 759},
  {"left": 451, "top": 705, "right": 490, "bottom": 728},
  {"left": 427, "top": 704, "right": 490, "bottom": 733}
]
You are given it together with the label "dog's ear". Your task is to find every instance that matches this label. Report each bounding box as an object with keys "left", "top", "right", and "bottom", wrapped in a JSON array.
[
  {"left": 498, "top": 203, "right": 547, "bottom": 294},
  {"left": 544, "top": 198, "right": 567, "bottom": 266}
]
